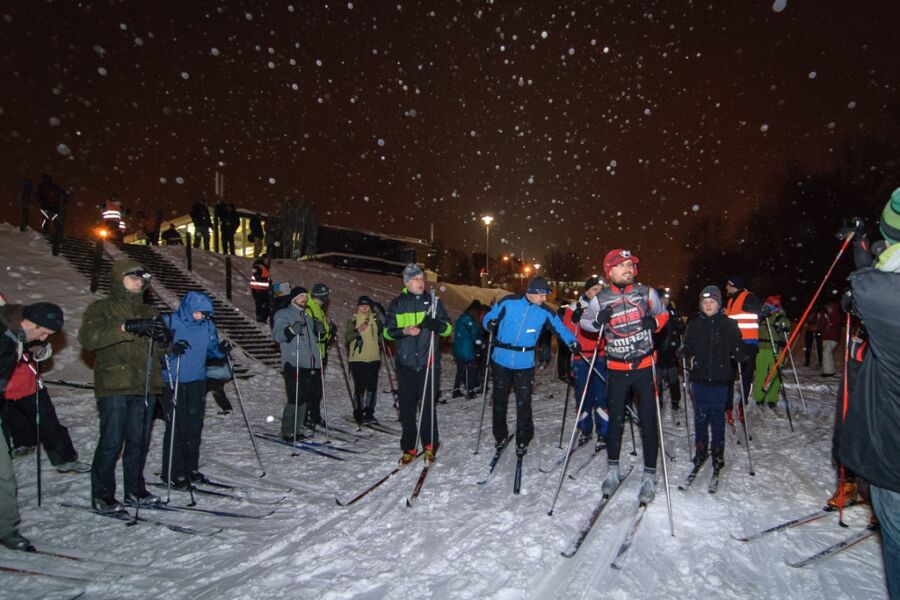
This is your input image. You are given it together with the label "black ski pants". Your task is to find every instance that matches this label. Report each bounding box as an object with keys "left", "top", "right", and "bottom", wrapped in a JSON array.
[
  {"left": 252, "top": 290, "right": 271, "bottom": 323},
  {"left": 161, "top": 380, "right": 206, "bottom": 482},
  {"left": 397, "top": 364, "right": 439, "bottom": 452},
  {"left": 491, "top": 364, "right": 535, "bottom": 448},
  {"left": 1, "top": 389, "right": 78, "bottom": 466},
  {"left": 280, "top": 365, "right": 321, "bottom": 438},
  {"left": 350, "top": 361, "right": 380, "bottom": 416},
  {"left": 606, "top": 367, "right": 658, "bottom": 470}
]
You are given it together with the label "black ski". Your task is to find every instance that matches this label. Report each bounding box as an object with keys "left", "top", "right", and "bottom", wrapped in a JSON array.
[
  {"left": 561, "top": 467, "right": 634, "bottom": 558},
  {"left": 59, "top": 502, "right": 220, "bottom": 536},
  {"left": 336, "top": 454, "right": 422, "bottom": 507},
  {"left": 344, "top": 416, "right": 399, "bottom": 436},
  {"left": 540, "top": 443, "right": 585, "bottom": 475},
  {"left": 678, "top": 456, "right": 708, "bottom": 491},
  {"left": 26, "top": 544, "right": 153, "bottom": 568},
  {"left": 0, "top": 563, "right": 94, "bottom": 582},
  {"left": 732, "top": 501, "right": 862, "bottom": 542},
  {"left": 151, "top": 482, "right": 285, "bottom": 505},
  {"left": 513, "top": 455, "right": 524, "bottom": 495},
  {"left": 254, "top": 432, "right": 346, "bottom": 461},
  {"left": 42, "top": 379, "right": 94, "bottom": 390},
  {"left": 611, "top": 502, "right": 648, "bottom": 569},
  {"left": 406, "top": 461, "right": 433, "bottom": 507},
  {"left": 134, "top": 501, "right": 274, "bottom": 520},
  {"left": 786, "top": 523, "right": 879, "bottom": 568},
  {"left": 708, "top": 468, "right": 721, "bottom": 494},
  {"left": 476, "top": 434, "right": 514, "bottom": 485},
  {"left": 568, "top": 447, "right": 603, "bottom": 481}
]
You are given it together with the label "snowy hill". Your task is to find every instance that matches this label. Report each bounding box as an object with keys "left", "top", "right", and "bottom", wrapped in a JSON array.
[{"left": 0, "top": 225, "right": 886, "bottom": 599}]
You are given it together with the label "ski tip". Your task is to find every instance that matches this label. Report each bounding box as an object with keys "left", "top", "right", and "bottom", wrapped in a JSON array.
[
  {"left": 334, "top": 498, "right": 344, "bottom": 506},
  {"left": 611, "top": 562, "right": 622, "bottom": 570},
  {"left": 405, "top": 499, "right": 413, "bottom": 508},
  {"left": 731, "top": 533, "right": 750, "bottom": 542},
  {"left": 547, "top": 510, "right": 554, "bottom": 517},
  {"left": 750, "top": 471, "right": 756, "bottom": 476}
]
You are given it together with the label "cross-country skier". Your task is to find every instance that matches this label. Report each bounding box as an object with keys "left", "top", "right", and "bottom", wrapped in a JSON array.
[
  {"left": 580, "top": 249, "right": 668, "bottom": 503},
  {"left": 723, "top": 276, "right": 760, "bottom": 426},
  {"left": 345, "top": 295, "right": 383, "bottom": 423},
  {"left": 753, "top": 295, "right": 791, "bottom": 407}
]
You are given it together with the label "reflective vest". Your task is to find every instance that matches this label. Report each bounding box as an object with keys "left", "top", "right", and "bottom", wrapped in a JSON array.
[
  {"left": 725, "top": 290, "right": 759, "bottom": 341},
  {"left": 102, "top": 200, "right": 121, "bottom": 221},
  {"left": 250, "top": 264, "right": 270, "bottom": 291}
]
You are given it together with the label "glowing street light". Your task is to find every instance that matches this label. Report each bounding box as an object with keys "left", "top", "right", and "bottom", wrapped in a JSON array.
[{"left": 481, "top": 215, "right": 494, "bottom": 286}]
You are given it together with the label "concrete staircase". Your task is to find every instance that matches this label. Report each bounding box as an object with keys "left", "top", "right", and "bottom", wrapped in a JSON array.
[{"left": 113, "top": 243, "right": 281, "bottom": 371}]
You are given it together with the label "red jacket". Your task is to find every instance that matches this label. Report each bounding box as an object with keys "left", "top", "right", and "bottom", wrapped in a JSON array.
[
  {"left": 3, "top": 353, "right": 37, "bottom": 400},
  {"left": 562, "top": 299, "right": 606, "bottom": 361},
  {"left": 821, "top": 301, "right": 841, "bottom": 342}
]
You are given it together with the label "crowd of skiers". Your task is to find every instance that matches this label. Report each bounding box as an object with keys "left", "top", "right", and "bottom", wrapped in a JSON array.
[{"left": 1, "top": 189, "right": 898, "bottom": 599}]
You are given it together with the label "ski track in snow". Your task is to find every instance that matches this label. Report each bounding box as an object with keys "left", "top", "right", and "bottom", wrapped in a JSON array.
[{"left": 0, "top": 225, "right": 887, "bottom": 599}]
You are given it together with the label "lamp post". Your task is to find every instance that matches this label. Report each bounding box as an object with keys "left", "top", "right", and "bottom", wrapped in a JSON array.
[{"left": 481, "top": 215, "right": 494, "bottom": 287}]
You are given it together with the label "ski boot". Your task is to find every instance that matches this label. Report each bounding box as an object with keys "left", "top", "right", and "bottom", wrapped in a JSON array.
[
  {"left": 353, "top": 408, "right": 364, "bottom": 424},
  {"left": 91, "top": 496, "right": 125, "bottom": 514},
  {"left": 594, "top": 435, "right": 607, "bottom": 452},
  {"left": 711, "top": 448, "right": 725, "bottom": 473},
  {"left": 827, "top": 480, "right": 858, "bottom": 508},
  {"left": 0, "top": 530, "right": 34, "bottom": 552},
  {"left": 638, "top": 469, "right": 657, "bottom": 504},
  {"left": 577, "top": 431, "right": 590, "bottom": 447},
  {"left": 400, "top": 449, "right": 417, "bottom": 465},
  {"left": 465, "top": 390, "right": 478, "bottom": 400},
  {"left": 55, "top": 460, "right": 91, "bottom": 474},
  {"left": 515, "top": 443, "right": 527, "bottom": 457},
  {"left": 451, "top": 388, "right": 464, "bottom": 399},
  {"left": 423, "top": 444, "right": 436, "bottom": 463},
  {"left": 190, "top": 471, "right": 211, "bottom": 485},
  {"left": 602, "top": 462, "right": 624, "bottom": 497},
  {"left": 495, "top": 437, "right": 510, "bottom": 452},
  {"left": 125, "top": 489, "right": 162, "bottom": 506}
]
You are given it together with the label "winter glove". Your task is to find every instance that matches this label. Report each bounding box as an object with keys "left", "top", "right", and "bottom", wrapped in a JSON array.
[
  {"left": 840, "top": 289, "right": 853, "bottom": 313},
  {"left": 568, "top": 341, "right": 582, "bottom": 355},
  {"left": 420, "top": 315, "right": 443, "bottom": 332},
  {"left": 592, "top": 307, "right": 613, "bottom": 329},
  {"left": 219, "top": 340, "right": 233, "bottom": 353},
  {"left": 172, "top": 339, "right": 191, "bottom": 356},
  {"left": 353, "top": 337, "right": 364, "bottom": 353},
  {"left": 328, "top": 320, "right": 338, "bottom": 337},
  {"left": 836, "top": 217, "right": 866, "bottom": 241},
  {"left": 485, "top": 319, "right": 499, "bottom": 334},
  {"left": 571, "top": 305, "right": 584, "bottom": 323},
  {"left": 759, "top": 305, "right": 772, "bottom": 320},
  {"left": 125, "top": 318, "right": 170, "bottom": 343},
  {"left": 287, "top": 320, "right": 306, "bottom": 336},
  {"left": 640, "top": 315, "right": 657, "bottom": 331}
]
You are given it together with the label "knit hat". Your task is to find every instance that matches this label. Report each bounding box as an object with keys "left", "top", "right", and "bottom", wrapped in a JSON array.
[
  {"left": 289, "top": 286, "right": 308, "bottom": 301},
  {"left": 526, "top": 276, "right": 552, "bottom": 294},
  {"left": 402, "top": 263, "right": 424, "bottom": 283},
  {"left": 700, "top": 285, "right": 722, "bottom": 307},
  {"left": 357, "top": 295, "right": 375, "bottom": 308},
  {"left": 22, "top": 302, "right": 64, "bottom": 331},
  {"left": 311, "top": 283, "right": 330, "bottom": 299},
  {"left": 765, "top": 295, "right": 782, "bottom": 308},
  {"left": 603, "top": 249, "right": 639, "bottom": 279},
  {"left": 880, "top": 187, "right": 900, "bottom": 244},
  {"left": 584, "top": 276, "right": 605, "bottom": 290},
  {"left": 726, "top": 275, "right": 745, "bottom": 290}
]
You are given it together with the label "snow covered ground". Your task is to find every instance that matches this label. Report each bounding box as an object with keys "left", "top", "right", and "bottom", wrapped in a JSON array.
[{"left": 0, "top": 225, "right": 887, "bottom": 599}]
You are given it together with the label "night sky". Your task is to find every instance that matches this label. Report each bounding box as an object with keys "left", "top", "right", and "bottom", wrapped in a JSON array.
[{"left": 1, "top": 1, "right": 897, "bottom": 287}]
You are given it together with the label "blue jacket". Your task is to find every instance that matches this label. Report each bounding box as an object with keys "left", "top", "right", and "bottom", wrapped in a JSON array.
[
  {"left": 482, "top": 295, "right": 576, "bottom": 370},
  {"left": 163, "top": 292, "right": 223, "bottom": 384},
  {"left": 453, "top": 312, "right": 480, "bottom": 362}
]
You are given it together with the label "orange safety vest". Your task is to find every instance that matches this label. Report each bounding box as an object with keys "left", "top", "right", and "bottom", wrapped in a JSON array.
[
  {"left": 250, "top": 264, "right": 270, "bottom": 291},
  {"left": 725, "top": 290, "right": 759, "bottom": 341}
]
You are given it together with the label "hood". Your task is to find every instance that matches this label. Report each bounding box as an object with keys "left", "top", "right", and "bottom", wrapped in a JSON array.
[
  {"left": 175, "top": 291, "right": 215, "bottom": 324},
  {"left": 0, "top": 303, "right": 24, "bottom": 333},
  {"left": 109, "top": 259, "right": 147, "bottom": 301},
  {"left": 875, "top": 243, "right": 900, "bottom": 273}
]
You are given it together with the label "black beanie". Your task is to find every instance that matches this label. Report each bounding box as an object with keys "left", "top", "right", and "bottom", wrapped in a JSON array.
[
  {"left": 23, "top": 302, "right": 64, "bottom": 331},
  {"left": 289, "top": 286, "right": 309, "bottom": 301},
  {"left": 357, "top": 295, "right": 375, "bottom": 308}
]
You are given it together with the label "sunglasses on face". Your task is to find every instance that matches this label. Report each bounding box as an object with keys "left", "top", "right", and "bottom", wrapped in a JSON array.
[{"left": 125, "top": 270, "right": 152, "bottom": 280}]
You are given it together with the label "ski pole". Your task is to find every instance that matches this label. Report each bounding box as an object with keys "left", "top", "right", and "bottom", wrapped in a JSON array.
[
  {"left": 736, "top": 362, "right": 756, "bottom": 476},
  {"left": 380, "top": 338, "right": 400, "bottom": 419},
  {"left": 34, "top": 357, "right": 42, "bottom": 507},
  {"left": 557, "top": 369, "right": 572, "bottom": 449},
  {"left": 680, "top": 356, "right": 693, "bottom": 461},
  {"left": 473, "top": 329, "right": 495, "bottom": 455},
  {"left": 334, "top": 329, "right": 357, "bottom": 414},
  {"left": 131, "top": 337, "right": 156, "bottom": 526},
  {"left": 413, "top": 296, "right": 438, "bottom": 455},
  {"left": 292, "top": 333, "right": 301, "bottom": 451},
  {"left": 573, "top": 350, "right": 608, "bottom": 383},
  {"left": 548, "top": 329, "right": 601, "bottom": 516},
  {"left": 626, "top": 404, "right": 638, "bottom": 456},
  {"left": 165, "top": 354, "right": 186, "bottom": 505},
  {"left": 429, "top": 291, "right": 438, "bottom": 455},
  {"left": 224, "top": 348, "right": 266, "bottom": 477},
  {"left": 764, "top": 318, "right": 794, "bottom": 432},
  {"left": 781, "top": 328, "right": 807, "bottom": 413},
  {"left": 650, "top": 356, "right": 675, "bottom": 537},
  {"left": 763, "top": 232, "right": 855, "bottom": 392},
  {"left": 306, "top": 324, "right": 330, "bottom": 442}
]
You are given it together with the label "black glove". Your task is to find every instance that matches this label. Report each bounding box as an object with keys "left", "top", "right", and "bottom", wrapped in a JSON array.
[
  {"left": 571, "top": 305, "right": 584, "bottom": 322},
  {"left": 485, "top": 319, "right": 499, "bottom": 334},
  {"left": 172, "top": 339, "right": 190, "bottom": 356},
  {"left": 840, "top": 289, "right": 853, "bottom": 313},
  {"left": 219, "top": 340, "right": 233, "bottom": 353},
  {"left": 759, "top": 305, "right": 772, "bottom": 319},
  {"left": 836, "top": 217, "right": 866, "bottom": 241},
  {"left": 421, "top": 315, "right": 444, "bottom": 332},
  {"left": 125, "top": 318, "right": 170, "bottom": 343},
  {"left": 592, "top": 307, "right": 613, "bottom": 328},
  {"left": 328, "top": 320, "right": 338, "bottom": 336},
  {"left": 287, "top": 320, "right": 306, "bottom": 336},
  {"left": 776, "top": 324, "right": 790, "bottom": 335},
  {"left": 568, "top": 341, "right": 581, "bottom": 355},
  {"left": 641, "top": 315, "right": 657, "bottom": 331}
]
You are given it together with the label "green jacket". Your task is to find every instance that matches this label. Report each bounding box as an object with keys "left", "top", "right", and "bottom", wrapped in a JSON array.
[
  {"left": 345, "top": 311, "right": 382, "bottom": 363},
  {"left": 78, "top": 259, "right": 166, "bottom": 398},
  {"left": 306, "top": 298, "right": 331, "bottom": 357}
]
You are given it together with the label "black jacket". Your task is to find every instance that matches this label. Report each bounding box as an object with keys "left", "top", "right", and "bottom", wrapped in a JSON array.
[
  {"left": 653, "top": 304, "right": 685, "bottom": 368},
  {"left": 383, "top": 288, "right": 452, "bottom": 370},
  {"left": 839, "top": 263, "right": 900, "bottom": 493},
  {"left": 681, "top": 310, "right": 746, "bottom": 386}
]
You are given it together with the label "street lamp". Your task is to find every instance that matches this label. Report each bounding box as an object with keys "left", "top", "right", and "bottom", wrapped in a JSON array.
[{"left": 481, "top": 215, "right": 494, "bottom": 287}]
